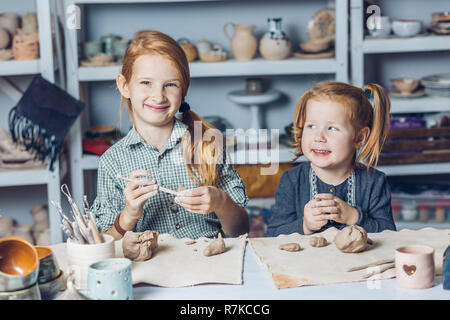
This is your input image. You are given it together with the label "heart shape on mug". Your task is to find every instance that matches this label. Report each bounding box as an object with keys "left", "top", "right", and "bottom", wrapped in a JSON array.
[{"left": 403, "top": 264, "right": 416, "bottom": 275}]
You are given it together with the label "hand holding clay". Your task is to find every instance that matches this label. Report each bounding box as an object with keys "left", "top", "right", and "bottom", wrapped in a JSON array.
[
  {"left": 334, "top": 225, "right": 369, "bottom": 253},
  {"left": 302, "top": 198, "right": 329, "bottom": 234},
  {"left": 122, "top": 170, "right": 158, "bottom": 220},
  {"left": 313, "top": 194, "right": 358, "bottom": 225},
  {"left": 175, "top": 186, "right": 226, "bottom": 215},
  {"left": 122, "top": 230, "right": 159, "bottom": 261},
  {"left": 203, "top": 233, "right": 226, "bottom": 256}
]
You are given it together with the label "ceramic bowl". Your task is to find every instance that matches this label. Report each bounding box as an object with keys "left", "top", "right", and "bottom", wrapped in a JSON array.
[
  {"left": 390, "top": 78, "right": 420, "bottom": 93},
  {"left": 38, "top": 270, "right": 64, "bottom": 300},
  {"left": 299, "top": 38, "right": 331, "bottom": 53},
  {"left": 367, "top": 16, "right": 391, "bottom": 37},
  {"left": 88, "top": 53, "right": 114, "bottom": 64},
  {"left": 0, "top": 237, "right": 39, "bottom": 292},
  {"left": 0, "top": 282, "right": 41, "bottom": 300},
  {"left": 35, "top": 246, "right": 60, "bottom": 284},
  {"left": 392, "top": 20, "right": 422, "bottom": 37}
]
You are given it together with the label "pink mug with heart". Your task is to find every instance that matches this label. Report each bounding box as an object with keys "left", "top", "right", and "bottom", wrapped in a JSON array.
[{"left": 395, "top": 245, "right": 435, "bottom": 289}]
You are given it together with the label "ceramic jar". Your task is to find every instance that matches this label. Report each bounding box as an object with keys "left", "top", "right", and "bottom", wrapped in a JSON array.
[
  {"left": 101, "top": 33, "right": 121, "bottom": 56},
  {"left": 395, "top": 245, "right": 435, "bottom": 289},
  {"left": 84, "top": 40, "right": 102, "bottom": 58},
  {"left": 12, "top": 30, "right": 40, "bottom": 60},
  {"left": 113, "top": 39, "right": 129, "bottom": 61},
  {"left": 259, "top": 17, "right": 291, "bottom": 60},
  {"left": 0, "top": 13, "right": 19, "bottom": 37},
  {"left": 22, "top": 13, "right": 38, "bottom": 35},
  {"left": 367, "top": 16, "right": 392, "bottom": 37},
  {"left": 223, "top": 22, "right": 258, "bottom": 61}
]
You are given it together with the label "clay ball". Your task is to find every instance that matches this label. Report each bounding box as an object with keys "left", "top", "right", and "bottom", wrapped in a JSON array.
[
  {"left": 309, "top": 236, "right": 328, "bottom": 247},
  {"left": 334, "top": 225, "right": 368, "bottom": 253},
  {"left": 122, "top": 230, "right": 158, "bottom": 262}
]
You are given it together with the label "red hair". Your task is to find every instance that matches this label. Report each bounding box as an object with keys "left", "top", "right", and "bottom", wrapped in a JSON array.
[{"left": 292, "top": 81, "right": 390, "bottom": 170}]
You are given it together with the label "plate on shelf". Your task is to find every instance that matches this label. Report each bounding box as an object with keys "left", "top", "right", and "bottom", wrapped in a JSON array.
[
  {"left": 390, "top": 87, "right": 426, "bottom": 98},
  {"left": 421, "top": 73, "right": 450, "bottom": 89},
  {"left": 294, "top": 50, "right": 335, "bottom": 59}
]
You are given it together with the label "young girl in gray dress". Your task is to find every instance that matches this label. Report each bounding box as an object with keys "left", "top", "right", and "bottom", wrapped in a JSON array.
[{"left": 267, "top": 81, "right": 396, "bottom": 236}]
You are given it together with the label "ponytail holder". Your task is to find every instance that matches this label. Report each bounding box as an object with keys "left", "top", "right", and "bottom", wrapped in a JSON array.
[
  {"left": 364, "top": 87, "right": 373, "bottom": 100},
  {"left": 179, "top": 102, "right": 191, "bottom": 113}
]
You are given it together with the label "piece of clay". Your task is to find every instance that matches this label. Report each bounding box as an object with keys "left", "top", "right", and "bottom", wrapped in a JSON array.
[
  {"left": 184, "top": 240, "right": 196, "bottom": 245},
  {"left": 309, "top": 236, "right": 328, "bottom": 247},
  {"left": 203, "top": 233, "right": 226, "bottom": 257},
  {"left": 279, "top": 243, "right": 301, "bottom": 252},
  {"left": 122, "top": 230, "right": 159, "bottom": 261},
  {"left": 334, "top": 225, "right": 369, "bottom": 253}
]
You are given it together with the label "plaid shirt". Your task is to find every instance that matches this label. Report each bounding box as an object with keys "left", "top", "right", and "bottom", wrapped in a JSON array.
[{"left": 92, "top": 118, "right": 248, "bottom": 239}]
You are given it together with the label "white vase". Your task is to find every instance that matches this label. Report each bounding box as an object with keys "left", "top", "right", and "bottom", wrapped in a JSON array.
[{"left": 259, "top": 17, "right": 291, "bottom": 60}]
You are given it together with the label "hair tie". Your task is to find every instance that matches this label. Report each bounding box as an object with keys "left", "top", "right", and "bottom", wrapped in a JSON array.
[
  {"left": 179, "top": 102, "right": 191, "bottom": 113},
  {"left": 364, "top": 88, "right": 373, "bottom": 100}
]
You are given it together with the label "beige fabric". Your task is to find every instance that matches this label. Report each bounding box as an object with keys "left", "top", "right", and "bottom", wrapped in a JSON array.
[
  {"left": 51, "top": 233, "right": 247, "bottom": 288},
  {"left": 250, "top": 227, "right": 450, "bottom": 289}
]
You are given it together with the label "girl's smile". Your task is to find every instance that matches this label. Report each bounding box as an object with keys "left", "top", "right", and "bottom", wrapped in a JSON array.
[{"left": 144, "top": 103, "right": 170, "bottom": 112}]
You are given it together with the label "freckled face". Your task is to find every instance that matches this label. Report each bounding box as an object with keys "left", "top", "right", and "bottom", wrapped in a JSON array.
[
  {"left": 123, "top": 54, "right": 183, "bottom": 129},
  {"left": 301, "top": 99, "right": 358, "bottom": 171}
]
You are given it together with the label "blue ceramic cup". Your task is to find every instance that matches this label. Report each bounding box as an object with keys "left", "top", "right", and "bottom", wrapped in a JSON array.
[{"left": 87, "top": 258, "right": 133, "bottom": 300}]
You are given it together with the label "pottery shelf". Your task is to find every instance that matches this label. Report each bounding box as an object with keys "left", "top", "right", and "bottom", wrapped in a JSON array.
[
  {"left": 0, "top": 0, "right": 65, "bottom": 244},
  {"left": 396, "top": 221, "right": 450, "bottom": 230},
  {"left": 77, "top": 57, "right": 339, "bottom": 81},
  {"left": 363, "top": 34, "right": 450, "bottom": 54},
  {"left": 390, "top": 95, "right": 450, "bottom": 114}
]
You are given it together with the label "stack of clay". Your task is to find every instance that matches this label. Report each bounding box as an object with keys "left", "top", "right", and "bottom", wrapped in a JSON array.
[
  {"left": 0, "top": 128, "right": 46, "bottom": 170},
  {"left": 0, "top": 12, "right": 40, "bottom": 61},
  {"left": 0, "top": 204, "right": 50, "bottom": 245}
]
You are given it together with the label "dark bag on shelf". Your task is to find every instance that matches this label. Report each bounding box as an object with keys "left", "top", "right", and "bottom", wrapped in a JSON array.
[{"left": 8, "top": 75, "right": 85, "bottom": 171}]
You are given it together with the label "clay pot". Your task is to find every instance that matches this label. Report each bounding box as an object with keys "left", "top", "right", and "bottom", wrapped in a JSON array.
[
  {"left": 223, "top": 22, "right": 258, "bottom": 61},
  {"left": 259, "top": 17, "right": 291, "bottom": 60},
  {"left": 178, "top": 38, "right": 198, "bottom": 62},
  {"left": 22, "top": 13, "right": 38, "bottom": 35},
  {"left": 12, "top": 30, "right": 40, "bottom": 60},
  {"left": 195, "top": 38, "right": 213, "bottom": 54},
  {"left": 0, "top": 13, "right": 19, "bottom": 37},
  {"left": 0, "top": 28, "right": 11, "bottom": 49}
]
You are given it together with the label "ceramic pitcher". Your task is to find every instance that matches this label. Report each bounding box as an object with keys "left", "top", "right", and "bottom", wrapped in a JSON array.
[
  {"left": 223, "top": 22, "right": 257, "bottom": 61},
  {"left": 259, "top": 17, "right": 291, "bottom": 60}
]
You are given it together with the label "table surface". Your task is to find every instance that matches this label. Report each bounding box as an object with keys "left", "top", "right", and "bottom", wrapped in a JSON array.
[{"left": 132, "top": 245, "right": 449, "bottom": 300}]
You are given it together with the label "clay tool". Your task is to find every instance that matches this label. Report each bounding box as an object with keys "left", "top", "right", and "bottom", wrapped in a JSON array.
[
  {"left": 362, "top": 263, "right": 395, "bottom": 279},
  {"left": 116, "top": 173, "right": 180, "bottom": 196},
  {"left": 347, "top": 259, "right": 395, "bottom": 272}
]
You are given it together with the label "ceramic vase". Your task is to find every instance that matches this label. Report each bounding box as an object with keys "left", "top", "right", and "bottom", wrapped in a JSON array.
[
  {"left": 259, "top": 17, "right": 291, "bottom": 60},
  {"left": 22, "top": 13, "right": 38, "bottom": 35},
  {"left": 223, "top": 22, "right": 258, "bottom": 61}
]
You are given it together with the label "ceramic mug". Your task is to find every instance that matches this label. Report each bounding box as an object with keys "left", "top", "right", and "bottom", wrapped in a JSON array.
[
  {"left": 84, "top": 41, "right": 102, "bottom": 58},
  {"left": 395, "top": 245, "right": 435, "bottom": 289},
  {"left": 66, "top": 234, "right": 115, "bottom": 290},
  {"left": 87, "top": 258, "right": 133, "bottom": 300}
]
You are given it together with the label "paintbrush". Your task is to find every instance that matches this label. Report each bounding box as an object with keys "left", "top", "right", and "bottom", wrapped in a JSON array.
[{"left": 116, "top": 173, "right": 180, "bottom": 196}]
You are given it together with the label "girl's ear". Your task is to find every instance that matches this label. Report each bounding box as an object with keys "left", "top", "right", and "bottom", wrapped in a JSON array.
[
  {"left": 355, "top": 127, "right": 370, "bottom": 149},
  {"left": 116, "top": 74, "right": 130, "bottom": 99}
]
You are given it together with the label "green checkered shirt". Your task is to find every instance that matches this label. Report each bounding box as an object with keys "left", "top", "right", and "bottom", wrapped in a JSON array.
[{"left": 92, "top": 118, "right": 248, "bottom": 239}]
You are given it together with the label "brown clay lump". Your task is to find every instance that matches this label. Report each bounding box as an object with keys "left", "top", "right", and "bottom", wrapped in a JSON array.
[
  {"left": 309, "top": 236, "right": 328, "bottom": 247},
  {"left": 334, "top": 225, "right": 369, "bottom": 253},
  {"left": 122, "top": 230, "right": 159, "bottom": 261},
  {"left": 203, "top": 233, "right": 226, "bottom": 256},
  {"left": 279, "top": 243, "right": 301, "bottom": 252}
]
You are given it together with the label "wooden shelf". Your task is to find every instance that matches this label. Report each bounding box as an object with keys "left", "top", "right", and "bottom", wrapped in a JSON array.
[
  {"left": 77, "top": 57, "right": 339, "bottom": 81},
  {"left": 390, "top": 95, "right": 450, "bottom": 114},
  {"left": 396, "top": 221, "right": 450, "bottom": 230},
  {"left": 363, "top": 34, "right": 450, "bottom": 54},
  {"left": 0, "top": 59, "right": 41, "bottom": 77}
]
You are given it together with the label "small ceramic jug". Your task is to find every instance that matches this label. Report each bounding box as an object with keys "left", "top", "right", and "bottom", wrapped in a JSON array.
[
  {"left": 259, "top": 17, "right": 291, "bottom": 60},
  {"left": 223, "top": 22, "right": 257, "bottom": 61}
]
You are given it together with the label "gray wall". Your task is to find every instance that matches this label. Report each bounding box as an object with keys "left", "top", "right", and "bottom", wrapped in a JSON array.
[{"left": 1, "top": 0, "right": 450, "bottom": 223}]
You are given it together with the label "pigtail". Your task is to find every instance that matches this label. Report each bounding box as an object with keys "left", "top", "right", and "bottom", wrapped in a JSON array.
[
  {"left": 291, "top": 90, "right": 312, "bottom": 161},
  {"left": 357, "top": 83, "right": 390, "bottom": 170},
  {"left": 180, "top": 109, "right": 224, "bottom": 187}
]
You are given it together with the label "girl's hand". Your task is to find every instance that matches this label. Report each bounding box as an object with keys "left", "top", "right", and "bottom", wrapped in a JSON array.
[
  {"left": 174, "top": 186, "right": 226, "bottom": 215},
  {"left": 313, "top": 193, "right": 359, "bottom": 225},
  {"left": 303, "top": 198, "right": 330, "bottom": 234},
  {"left": 123, "top": 170, "right": 158, "bottom": 220}
]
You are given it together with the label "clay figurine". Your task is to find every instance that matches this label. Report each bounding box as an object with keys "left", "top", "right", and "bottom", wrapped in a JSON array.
[
  {"left": 279, "top": 243, "right": 301, "bottom": 252},
  {"left": 122, "top": 230, "right": 159, "bottom": 262},
  {"left": 309, "top": 236, "right": 328, "bottom": 247},
  {"left": 203, "top": 233, "right": 226, "bottom": 256},
  {"left": 334, "top": 225, "right": 370, "bottom": 253}
]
